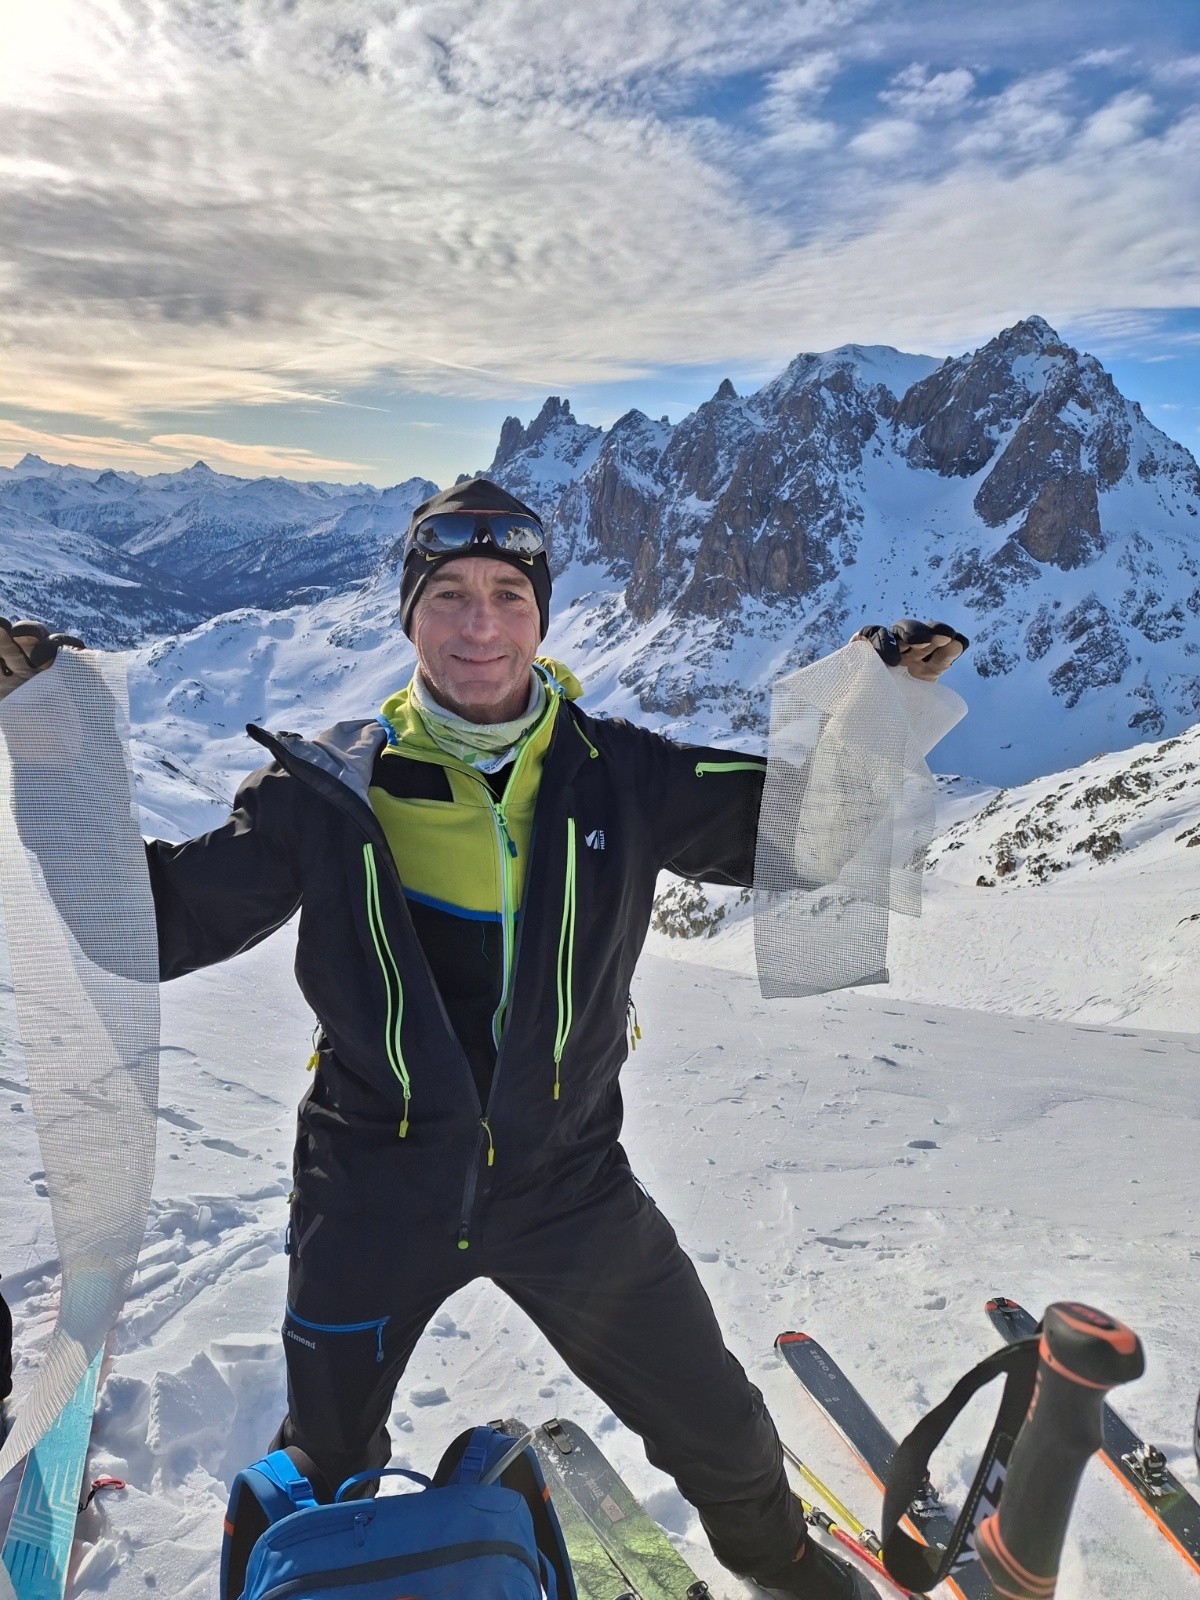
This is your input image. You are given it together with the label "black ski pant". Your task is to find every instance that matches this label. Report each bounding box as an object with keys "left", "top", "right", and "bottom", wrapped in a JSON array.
[{"left": 276, "top": 1168, "right": 805, "bottom": 1578}]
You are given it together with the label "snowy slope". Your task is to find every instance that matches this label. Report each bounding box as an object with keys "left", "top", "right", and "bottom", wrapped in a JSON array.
[
  {"left": 648, "top": 720, "right": 1200, "bottom": 1033},
  {"left": 2, "top": 931, "right": 1196, "bottom": 1599}
]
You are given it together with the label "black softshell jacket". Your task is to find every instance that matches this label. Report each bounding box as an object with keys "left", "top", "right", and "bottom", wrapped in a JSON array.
[{"left": 146, "top": 701, "right": 766, "bottom": 1255}]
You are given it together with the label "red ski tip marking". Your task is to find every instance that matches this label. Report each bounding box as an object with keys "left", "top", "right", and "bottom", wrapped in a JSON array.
[{"left": 775, "top": 1332, "right": 813, "bottom": 1345}]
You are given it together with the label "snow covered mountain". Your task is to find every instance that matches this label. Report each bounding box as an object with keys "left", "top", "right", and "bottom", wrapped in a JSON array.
[
  {"left": 490, "top": 318, "right": 1200, "bottom": 783},
  {"left": 4, "top": 317, "right": 1199, "bottom": 782},
  {"left": 0, "top": 456, "right": 434, "bottom": 645}
]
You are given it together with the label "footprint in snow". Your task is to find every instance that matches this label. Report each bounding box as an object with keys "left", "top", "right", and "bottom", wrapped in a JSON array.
[
  {"left": 158, "top": 1106, "right": 203, "bottom": 1131},
  {"left": 410, "top": 1385, "right": 450, "bottom": 1407},
  {"left": 201, "top": 1137, "right": 251, "bottom": 1157}
]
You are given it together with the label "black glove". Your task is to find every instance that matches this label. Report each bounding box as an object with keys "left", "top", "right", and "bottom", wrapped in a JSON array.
[
  {"left": 0, "top": 618, "right": 86, "bottom": 702},
  {"left": 852, "top": 619, "right": 969, "bottom": 682}
]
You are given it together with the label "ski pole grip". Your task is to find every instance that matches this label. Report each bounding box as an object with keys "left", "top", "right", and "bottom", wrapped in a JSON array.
[{"left": 976, "top": 1302, "right": 1144, "bottom": 1598}]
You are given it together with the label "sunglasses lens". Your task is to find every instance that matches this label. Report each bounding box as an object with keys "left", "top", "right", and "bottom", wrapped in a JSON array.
[
  {"left": 414, "top": 513, "right": 478, "bottom": 551},
  {"left": 414, "top": 511, "right": 545, "bottom": 556},
  {"left": 491, "top": 518, "right": 544, "bottom": 554}
]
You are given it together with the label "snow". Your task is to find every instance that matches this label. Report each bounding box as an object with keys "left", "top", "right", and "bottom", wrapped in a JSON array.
[
  {"left": 657, "top": 723, "right": 1200, "bottom": 1034},
  {"left": 761, "top": 344, "right": 942, "bottom": 403},
  {"left": 2, "top": 315, "right": 1200, "bottom": 1594},
  {"left": 2, "top": 708, "right": 1200, "bottom": 1597}
]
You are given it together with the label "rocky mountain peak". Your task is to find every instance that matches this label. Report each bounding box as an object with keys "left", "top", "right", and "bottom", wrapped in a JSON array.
[
  {"left": 489, "top": 396, "right": 604, "bottom": 514},
  {"left": 491, "top": 396, "right": 589, "bottom": 472}
]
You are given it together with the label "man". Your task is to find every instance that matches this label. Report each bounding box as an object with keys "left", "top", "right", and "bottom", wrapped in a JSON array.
[
  {"left": 0, "top": 1276, "right": 11, "bottom": 1444},
  {"left": 0, "top": 480, "right": 965, "bottom": 1597}
]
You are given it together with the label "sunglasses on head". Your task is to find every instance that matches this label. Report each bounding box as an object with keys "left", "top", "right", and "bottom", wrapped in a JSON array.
[{"left": 411, "top": 509, "right": 546, "bottom": 558}]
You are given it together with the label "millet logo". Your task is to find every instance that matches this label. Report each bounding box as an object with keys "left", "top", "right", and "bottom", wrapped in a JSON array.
[{"left": 584, "top": 829, "right": 606, "bottom": 850}]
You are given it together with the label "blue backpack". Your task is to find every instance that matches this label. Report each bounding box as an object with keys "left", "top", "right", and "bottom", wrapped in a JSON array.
[{"left": 220, "top": 1426, "right": 577, "bottom": 1600}]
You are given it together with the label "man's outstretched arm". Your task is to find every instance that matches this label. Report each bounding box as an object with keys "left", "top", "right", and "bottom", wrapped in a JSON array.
[
  {"left": 642, "top": 616, "right": 969, "bottom": 884},
  {"left": 146, "top": 761, "right": 305, "bottom": 980}
]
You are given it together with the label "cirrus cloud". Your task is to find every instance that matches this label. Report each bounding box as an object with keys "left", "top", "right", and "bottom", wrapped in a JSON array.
[{"left": 0, "top": 0, "right": 1196, "bottom": 460}]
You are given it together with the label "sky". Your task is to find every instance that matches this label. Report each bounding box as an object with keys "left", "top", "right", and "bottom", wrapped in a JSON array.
[{"left": 1, "top": 0, "right": 1198, "bottom": 486}]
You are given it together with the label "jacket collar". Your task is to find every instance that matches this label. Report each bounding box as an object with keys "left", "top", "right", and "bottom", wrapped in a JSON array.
[{"left": 247, "top": 657, "right": 593, "bottom": 804}]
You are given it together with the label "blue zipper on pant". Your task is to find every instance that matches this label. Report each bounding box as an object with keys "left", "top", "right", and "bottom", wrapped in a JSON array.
[{"left": 285, "top": 1305, "right": 389, "bottom": 1364}]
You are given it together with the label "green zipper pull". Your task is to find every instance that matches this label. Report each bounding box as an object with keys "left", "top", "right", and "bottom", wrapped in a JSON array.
[
  {"left": 481, "top": 1117, "right": 495, "bottom": 1167},
  {"left": 694, "top": 760, "right": 766, "bottom": 777},
  {"left": 627, "top": 997, "right": 641, "bottom": 1051},
  {"left": 398, "top": 1093, "right": 410, "bottom": 1140}
]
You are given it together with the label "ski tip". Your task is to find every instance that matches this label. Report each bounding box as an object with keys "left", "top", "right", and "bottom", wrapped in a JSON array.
[
  {"left": 984, "top": 1296, "right": 1016, "bottom": 1312},
  {"left": 775, "top": 1331, "right": 812, "bottom": 1346}
]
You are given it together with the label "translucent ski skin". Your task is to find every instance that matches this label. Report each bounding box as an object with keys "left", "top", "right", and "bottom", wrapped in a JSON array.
[
  {"left": 985, "top": 1298, "right": 1200, "bottom": 1579},
  {"left": 0, "top": 651, "right": 158, "bottom": 1485}
]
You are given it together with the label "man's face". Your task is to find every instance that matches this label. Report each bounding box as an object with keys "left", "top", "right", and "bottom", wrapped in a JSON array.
[{"left": 410, "top": 556, "right": 542, "bottom": 724}]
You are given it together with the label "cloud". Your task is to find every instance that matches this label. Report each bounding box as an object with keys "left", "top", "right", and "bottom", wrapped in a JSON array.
[
  {"left": 1080, "top": 90, "right": 1156, "bottom": 149},
  {"left": 881, "top": 64, "right": 975, "bottom": 117},
  {"left": 0, "top": 0, "right": 1196, "bottom": 438},
  {"left": 0, "top": 419, "right": 367, "bottom": 478},
  {"left": 849, "top": 117, "right": 920, "bottom": 158},
  {"left": 1154, "top": 53, "right": 1200, "bottom": 84},
  {"left": 954, "top": 70, "right": 1075, "bottom": 158},
  {"left": 1076, "top": 47, "right": 1130, "bottom": 70}
]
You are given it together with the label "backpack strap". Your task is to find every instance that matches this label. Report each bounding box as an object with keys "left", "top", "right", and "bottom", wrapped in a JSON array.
[
  {"left": 435, "top": 1426, "right": 577, "bottom": 1600},
  {"left": 881, "top": 1336, "right": 1040, "bottom": 1592},
  {"left": 220, "top": 1450, "right": 320, "bottom": 1600}
]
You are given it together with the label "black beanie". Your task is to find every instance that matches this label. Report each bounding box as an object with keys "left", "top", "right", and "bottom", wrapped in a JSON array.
[{"left": 399, "top": 478, "right": 552, "bottom": 639}]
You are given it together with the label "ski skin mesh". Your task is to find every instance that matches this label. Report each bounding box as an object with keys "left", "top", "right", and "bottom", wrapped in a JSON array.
[
  {"left": 753, "top": 642, "right": 965, "bottom": 999},
  {"left": 0, "top": 651, "right": 159, "bottom": 1531}
]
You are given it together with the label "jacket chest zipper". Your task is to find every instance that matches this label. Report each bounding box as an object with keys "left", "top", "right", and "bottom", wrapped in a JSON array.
[
  {"left": 256, "top": 721, "right": 580, "bottom": 1258},
  {"left": 485, "top": 794, "right": 519, "bottom": 1050},
  {"left": 245, "top": 733, "right": 470, "bottom": 1131},
  {"left": 361, "top": 842, "right": 410, "bottom": 1136},
  {"left": 552, "top": 816, "right": 578, "bottom": 1098},
  {"left": 456, "top": 710, "right": 565, "bottom": 1250}
]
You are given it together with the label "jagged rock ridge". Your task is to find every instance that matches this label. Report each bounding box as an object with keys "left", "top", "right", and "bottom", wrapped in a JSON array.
[{"left": 487, "top": 319, "right": 1200, "bottom": 782}]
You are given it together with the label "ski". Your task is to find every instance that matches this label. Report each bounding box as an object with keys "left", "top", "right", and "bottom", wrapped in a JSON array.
[
  {"left": 504, "top": 1416, "right": 640, "bottom": 1600},
  {"left": 775, "top": 1333, "right": 994, "bottom": 1600},
  {"left": 985, "top": 1296, "right": 1200, "bottom": 1579},
  {"left": 2, "top": 1350, "right": 104, "bottom": 1600},
  {"left": 521, "top": 1417, "right": 711, "bottom": 1600}
]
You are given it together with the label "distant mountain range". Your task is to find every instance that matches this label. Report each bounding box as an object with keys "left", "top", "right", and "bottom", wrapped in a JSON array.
[
  {"left": 3, "top": 316, "right": 1198, "bottom": 785},
  {"left": 0, "top": 458, "right": 435, "bottom": 646}
]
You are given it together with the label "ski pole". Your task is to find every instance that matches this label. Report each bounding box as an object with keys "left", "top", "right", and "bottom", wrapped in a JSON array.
[
  {"left": 797, "top": 1497, "right": 913, "bottom": 1596},
  {"left": 975, "top": 1302, "right": 1144, "bottom": 1599},
  {"left": 781, "top": 1440, "right": 883, "bottom": 1554}
]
